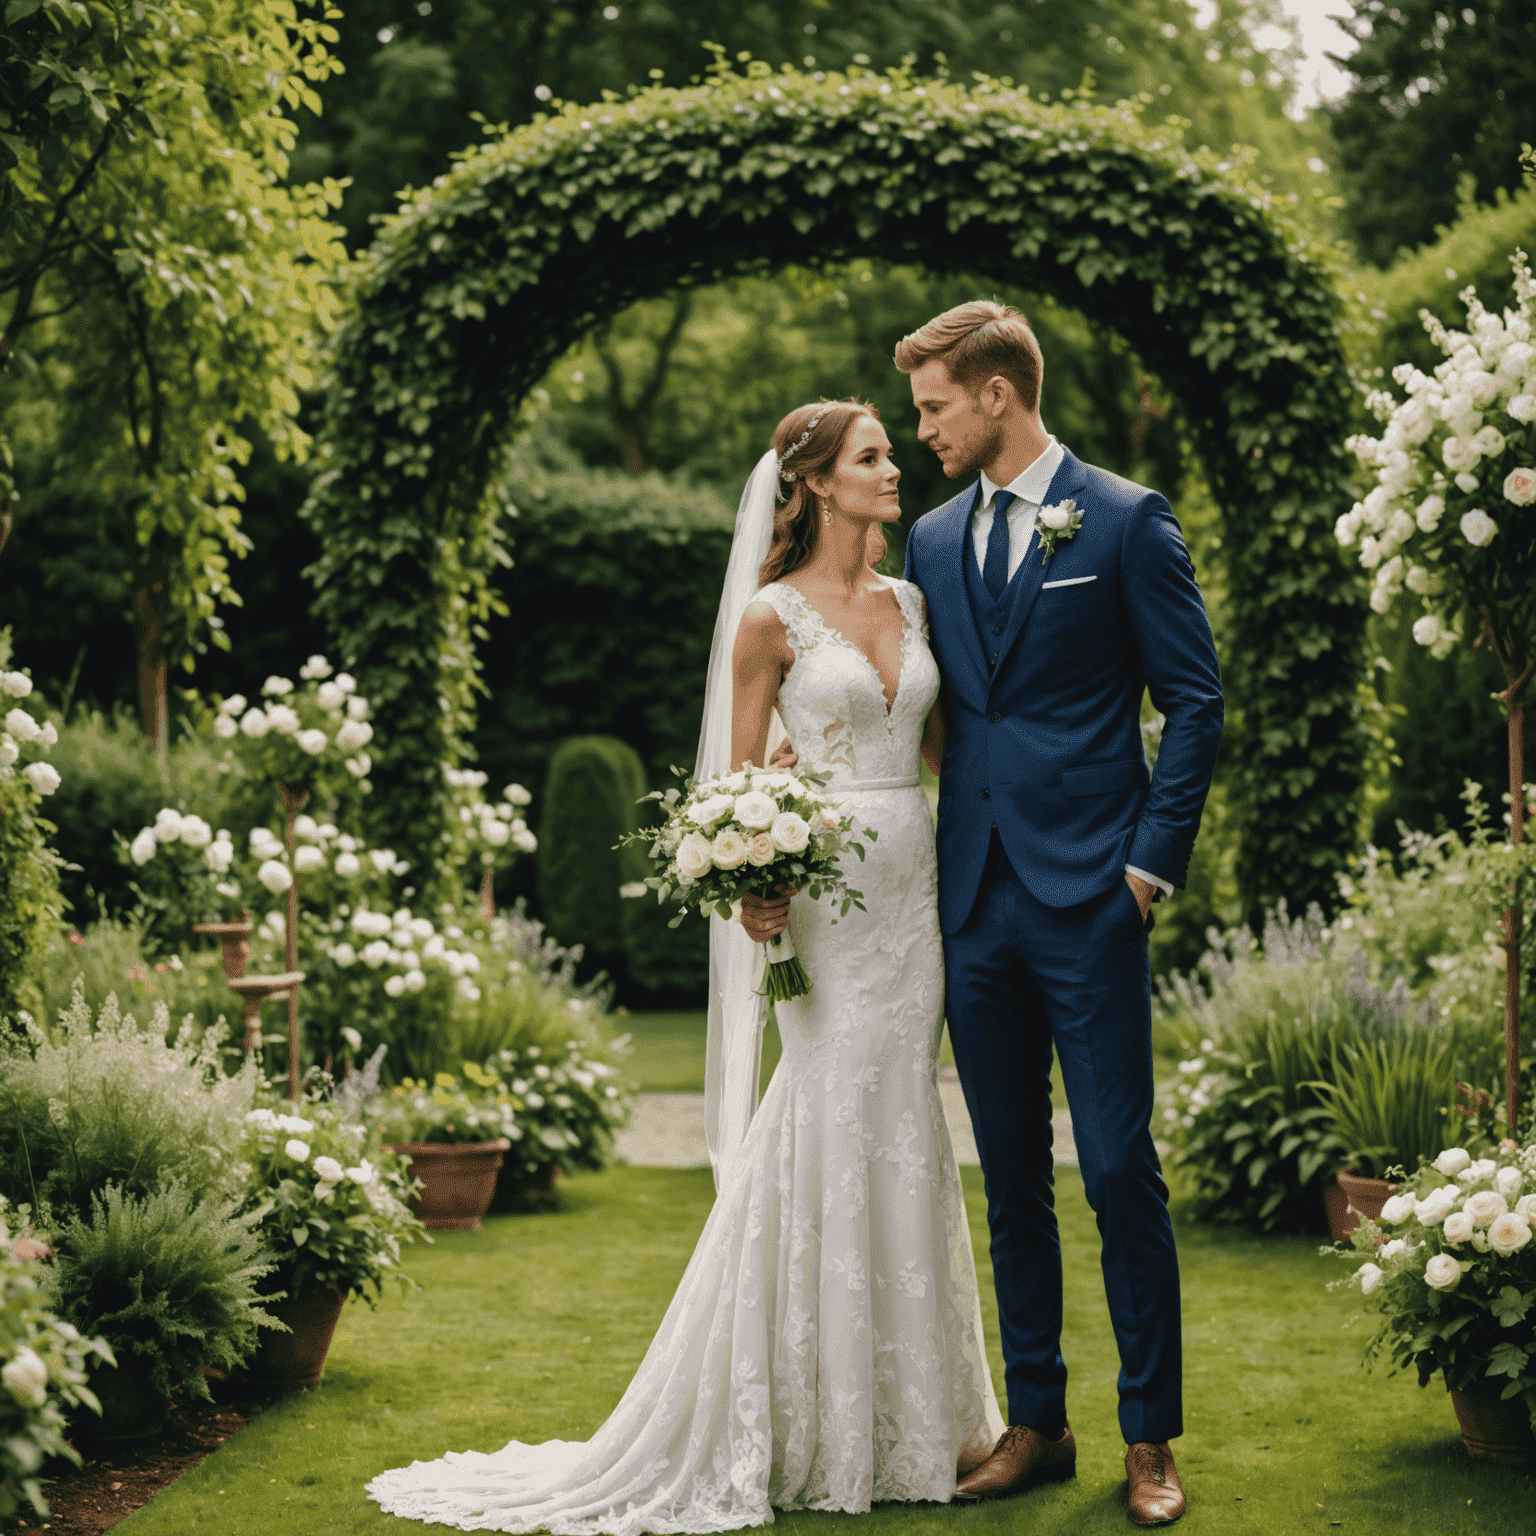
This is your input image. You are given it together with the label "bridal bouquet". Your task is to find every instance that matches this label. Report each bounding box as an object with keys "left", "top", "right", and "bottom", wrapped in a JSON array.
[{"left": 629, "top": 765, "right": 874, "bottom": 1002}]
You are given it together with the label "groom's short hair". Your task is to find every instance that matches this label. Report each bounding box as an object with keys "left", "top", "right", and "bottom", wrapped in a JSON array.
[{"left": 894, "top": 300, "right": 1043, "bottom": 413}]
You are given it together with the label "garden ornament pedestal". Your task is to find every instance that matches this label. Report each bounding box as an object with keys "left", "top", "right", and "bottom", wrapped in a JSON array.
[
  {"left": 1324, "top": 1169, "right": 1396, "bottom": 1243},
  {"left": 384, "top": 1139, "right": 511, "bottom": 1230},
  {"left": 226, "top": 971, "right": 304, "bottom": 1055},
  {"left": 192, "top": 915, "right": 254, "bottom": 980}
]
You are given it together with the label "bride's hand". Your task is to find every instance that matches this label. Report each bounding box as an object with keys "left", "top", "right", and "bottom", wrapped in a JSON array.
[
  {"left": 739, "top": 885, "right": 797, "bottom": 943},
  {"left": 769, "top": 736, "right": 798, "bottom": 770}
]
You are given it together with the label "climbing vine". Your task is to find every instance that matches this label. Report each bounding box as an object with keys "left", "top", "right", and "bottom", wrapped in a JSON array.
[{"left": 303, "top": 57, "right": 1365, "bottom": 913}]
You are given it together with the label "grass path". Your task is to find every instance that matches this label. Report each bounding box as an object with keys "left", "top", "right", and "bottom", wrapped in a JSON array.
[{"left": 118, "top": 1165, "right": 1528, "bottom": 1535}]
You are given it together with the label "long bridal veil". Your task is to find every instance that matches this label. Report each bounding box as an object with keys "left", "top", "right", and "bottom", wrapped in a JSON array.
[{"left": 695, "top": 448, "right": 779, "bottom": 1188}]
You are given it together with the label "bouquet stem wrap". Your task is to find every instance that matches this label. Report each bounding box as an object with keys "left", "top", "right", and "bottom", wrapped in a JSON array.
[{"left": 758, "top": 929, "right": 811, "bottom": 1002}]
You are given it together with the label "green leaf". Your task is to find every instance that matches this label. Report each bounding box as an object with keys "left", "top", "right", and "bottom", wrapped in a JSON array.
[
  {"left": 1486, "top": 1343, "right": 1530, "bottom": 1380},
  {"left": 1492, "top": 1286, "right": 1533, "bottom": 1329}
]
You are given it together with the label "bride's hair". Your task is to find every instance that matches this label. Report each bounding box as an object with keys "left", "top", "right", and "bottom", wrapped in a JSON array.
[{"left": 759, "top": 398, "right": 880, "bottom": 586}]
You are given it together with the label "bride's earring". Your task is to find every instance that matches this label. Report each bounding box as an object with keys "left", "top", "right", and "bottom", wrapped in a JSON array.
[{"left": 821, "top": 502, "right": 832, "bottom": 527}]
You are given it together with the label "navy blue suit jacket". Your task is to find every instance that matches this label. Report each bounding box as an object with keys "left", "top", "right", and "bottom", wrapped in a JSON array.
[{"left": 904, "top": 448, "right": 1223, "bottom": 935}]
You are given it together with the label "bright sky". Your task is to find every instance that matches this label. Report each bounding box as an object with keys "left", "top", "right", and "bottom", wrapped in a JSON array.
[{"left": 1191, "top": 0, "right": 1360, "bottom": 113}]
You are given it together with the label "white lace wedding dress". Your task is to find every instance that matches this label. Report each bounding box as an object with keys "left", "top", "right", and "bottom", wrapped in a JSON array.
[{"left": 367, "top": 578, "right": 1003, "bottom": 1533}]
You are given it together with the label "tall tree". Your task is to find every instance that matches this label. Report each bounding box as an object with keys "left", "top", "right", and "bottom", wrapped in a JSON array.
[
  {"left": 0, "top": 0, "right": 350, "bottom": 747},
  {"left": 1329, "top": 0, "right": 1536, "bottom": 267}
]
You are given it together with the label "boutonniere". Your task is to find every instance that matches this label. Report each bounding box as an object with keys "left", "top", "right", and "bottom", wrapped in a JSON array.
[{"left": 1035, "top": 500, "right": 1082, "bottom": 564}]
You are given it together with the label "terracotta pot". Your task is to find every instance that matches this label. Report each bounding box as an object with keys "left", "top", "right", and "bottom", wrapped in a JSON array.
[
  {"left": 1451, "top": 1384, "right": 1536, "bottom": 1467},
  {"left": 386, "top": 1138, "right": 510, "bottom": 1230},
  {"left": 249, "top": 1284, "right": 346, "bottom": 1390},
  {"left": 1325, "top": 1168, "right": 1396, "bottom": 1242},
  {"left": 81, "top": 1356, "right": 170, "bottom": 1441}
]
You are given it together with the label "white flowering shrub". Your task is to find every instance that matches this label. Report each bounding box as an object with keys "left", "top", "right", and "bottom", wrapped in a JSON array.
[
  {"left": 1332, "top": 1140, "right": 1536, "bottom": 1428},
  {"left": 442, "top": 767, "right": 538, "bottom": 886},
  {"left": 1, "top": 1199, "right": 113, "bottom": 1522},
  {"left": 1336, "top": 248, "right": 1536, "bottom": 661}
]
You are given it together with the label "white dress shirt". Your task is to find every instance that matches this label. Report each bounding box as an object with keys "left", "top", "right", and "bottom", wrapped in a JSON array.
[{"left": 969, "top": 435, "right": 1171, "bottom": 900}]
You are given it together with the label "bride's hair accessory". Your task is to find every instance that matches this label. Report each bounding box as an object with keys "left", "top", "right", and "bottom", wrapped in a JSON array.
[{"left": 776, "top": 410, "right": 825, "bottom": 485}]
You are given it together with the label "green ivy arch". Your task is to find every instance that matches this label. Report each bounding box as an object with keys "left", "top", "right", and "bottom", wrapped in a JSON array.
[{"left": 303, "top": 60, "right": 1366, "bottom": 916}]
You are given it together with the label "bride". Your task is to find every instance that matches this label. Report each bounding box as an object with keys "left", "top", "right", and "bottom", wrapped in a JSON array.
[{"left": 367, "top": 399, "right": 1004, "bottom": 1533}]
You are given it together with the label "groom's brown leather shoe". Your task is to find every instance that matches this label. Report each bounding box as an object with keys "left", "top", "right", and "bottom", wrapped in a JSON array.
[
  {"left": 954, "top": 1423, "right": 1077, "bottom": 1500},
  {"left": 1125, "top": 1441, "right": 1185, "bottom": 1525}
]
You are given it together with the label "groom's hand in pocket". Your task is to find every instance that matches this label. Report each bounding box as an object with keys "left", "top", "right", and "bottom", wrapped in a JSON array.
[
  {"left": 740, "top": 885, "right": 797, "bottom": 943},
  {"left": 1125, "top": 872, "right": 1155, "bottom": 923}
]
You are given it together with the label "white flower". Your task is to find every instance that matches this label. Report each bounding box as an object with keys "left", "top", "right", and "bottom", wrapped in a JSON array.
[
  {"left": 1487, "top": 1212, "right": 1532, "bottom": 1257},
  {"left": 334, "top": 851, "right": 361, "bottom": 878},
  {"left": 300, "top": 654, "right": 332, "bottom": 680},
  {"left": 1434, "top": 1147, "right": 1472, "bottom": 1177},
  {"left": 22, "top": 761, "right": 60, "bottom": 795},
  {"left": 331, "top": 671, "right": 356, "bottom": 696},
  {"left": 4, "top": 707, "right": 38, "bottom": 744},
  {"left": 1356, "top": 1262, "right": 1384, "bottom": 1295},
  {"left": 351, "top": 909, "right": 392, "bottom": 937},
  {"left": 1514, "top": 1194, "right": 1536, "bottom": 1220},
  {"left": 219, "top": 693, "right": 247, "bottom": 717},
  {"left": 1423, "top": 1253, "right": 1462, "bottom": 1292},
  {"left": 1415, "top": 493, "right": 1444, "bottom": 531},
  {"left": 1379, "top": 1192, "right": 1419, "bottom": 1226},
  {"left": 1442, "top": 1210, "right": 1475, "bottom": 1244},
  {"left": 457, "top": 977, "right": 481, "bottom": 1002},
  {"left": 346, "top": 695, "right": 369, "bottom": 720},
  {"left": 1495, "top": 1166, "right": 1524, "bottom": 1201},
  {"left": 1411, "top": 614, "right": 1442, "bottom": 647},
  {"left": 262, "top": 675, "right": 294, "bottom": 696},
  {"left": 257, "top": 859, "right": 294, "bottom": 894},
  {"left": 687, "top": 793, "right": 735, "bottom": 827},
  {"left": 733, "top": 791, "right": 778, "bottom": 830},
  {"left": 0, "top": 736, "right": 15, "bottom": 768},
  {"left": 745, "top": 832, "right": 776, "bottom": 866},
  {"left": 329, "top": 942, "right": 357, "bottom": 967},
  {"left": 1463, "top": 1157, "right": 1499, "bottom": 1184},
  {"left": 769, "top": 811, "right": 811, "bottom": 854},
  {"left": 293, "top": 845, "right": 325, "bottom": 873},
  {"left": 384, "top": 974, "right": 406, "bottom": 997},
  {"left": 341, "top": 1026, "right": 362, "bottom": 1052},
  {"left": 296, "top": 728, "right": 328, "bottom": 755},
  {"left": 1415, "top": 1184, "right": 1460, "bottom": 1225},
  {"left": 1, "top": 671, "right": 33, "bottom": 699},
  {"left": 246, "top": 1107, "right": 280, "bottom": 1130},
  {"left": 240, "top": 708, "right": 270, "bottom": 738},
  {"left": 152, "top": 807, "right": 183, "bottom": 843},
  {"left": 711, "top": 827, "right": 747, "bottom": 869},
  {"left": 1454, "top": 471, "right": 1481, "bottom": 494},
  {"left": 1442, "top": 436, "right": 1480, "bottom": 472},
  {"left": 1038, "top": 505, "right": 1071, "bottom": 530},
  {"left": 1508, "top": 394, "right": 1536, "bottom": 423},
  {"left": 1503, "top": 467, "right": 1536, "bottom": 506},
  {"left": 676, "top": 831, "right": 714, "bottom": 880},
  {"left": 403, "top": 968, "right": 426, "bottom": 991},
  {"left": 1465, "top": 1190, "right": 1509, "bottom": 1226},
  {"left": 284, "top": 1138, "right": 310, "bottom": 1162},
  {"left": 346, "top": 1160, "right": 375, "bottom": 1185},
  {"left": 361, "top": 940, "right": 391, "bottom": 967},
  {"left": 1380, "top": 1238, "right": 1411, "bottom": 1260},
  {"left": 619, "top": 881, "right": 648, "bottom": 898},
  {"left": 1460, "top": 508, "right": 1498, "bottom": 547},
  {"left": 129, "top": 827, "right": 158, "bottom": 865},
  {"left": 36, "top": 721, "right": 56, "bottom": 750},
  {"left": 336, "top": 719, "right": 373, "bottom": 752},
  {"left": 266, "top": 704, "right": 300, "bottom": 735},
  {"left": 1472, "top": 424, "right": 1506, "bottom": 457},
  {"left": 313, "top": 1155, "right": 345, "bottom": 1183},
  {"left": 179, "top": 816, "right": 212, "bottom": 848},
  {"left": 369, "top": 849, "right": 395, "bottom": 875},
  {"left": 505, "top": 783, "right": 532, "bottom": 806},
  {"left": 345, "top": 753, "right": 371, "bottom": 779},
  {"left": 479, "top": 817, "right": 510, "bottom": 847},
  {"left": 3, "top": 1346, "right": 48, "bottom": 1408},
  {"left": 317, "top": 680, "right": 346, "bottom": 711},
  {"left": 1335, "top": 510, "right": 1362, "bottom": 546},
  {"left": 205, "top": 838, "right": 234, "bottom": 874}
]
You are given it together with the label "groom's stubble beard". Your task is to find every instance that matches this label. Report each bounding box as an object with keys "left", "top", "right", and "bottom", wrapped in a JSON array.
[{"left": 937, "top": 405, "right": 1007, "bottom": 481}]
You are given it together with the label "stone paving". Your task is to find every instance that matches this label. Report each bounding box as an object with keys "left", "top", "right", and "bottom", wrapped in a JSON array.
[{"left": 613, "top": 1065, "right": 1081, "bottom": 1170}]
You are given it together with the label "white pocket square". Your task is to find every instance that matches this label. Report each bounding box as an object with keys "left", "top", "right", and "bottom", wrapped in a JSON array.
[{"left": 1041, "top": 575, "right": 1097, "bottom": 589}]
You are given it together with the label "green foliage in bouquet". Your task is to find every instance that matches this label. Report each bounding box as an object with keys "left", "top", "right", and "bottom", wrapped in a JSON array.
[
  {"left": 1331, "top": 1141, "right": 1536, "bottom": 1429},
  {"left": 0, "top": 985, "right": 256, "bottom": 1220},
  {"left": 238, "top": 1096, "right": 424, "bottom": 1306},
  {"left": 1, "top": 1201, "right": 113, "bottom": 1522},
  {"left": 49, "top": 1182, "right": 278, "bottom": 1403}
]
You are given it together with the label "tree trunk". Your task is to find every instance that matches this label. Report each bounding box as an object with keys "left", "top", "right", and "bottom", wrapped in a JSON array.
[
  {"left": 131, "top": 533, "right": 172, "bottom": 755},
  {"left": 280, "top": 784, "right": 309, "bottom": 1101},
  {"left": 1504, "top": 673, "right": 1531, "bottom": 1136}
]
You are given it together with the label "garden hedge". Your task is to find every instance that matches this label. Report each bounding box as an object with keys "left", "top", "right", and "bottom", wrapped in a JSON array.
[{"left": 303, "top": 57, "right": 1367, "bottom": 916}]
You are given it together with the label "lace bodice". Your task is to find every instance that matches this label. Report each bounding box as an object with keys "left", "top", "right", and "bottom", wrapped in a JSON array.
[{"left": 756, "top": 580, "right": 939, "bottom": 785}]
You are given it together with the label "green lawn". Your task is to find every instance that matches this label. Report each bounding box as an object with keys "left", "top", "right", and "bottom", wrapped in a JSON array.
[{"left": 117, "top": 1165, "right": 1528, "bottom": 1535}]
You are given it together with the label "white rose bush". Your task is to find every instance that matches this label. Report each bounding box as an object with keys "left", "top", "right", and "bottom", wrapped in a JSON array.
[
  {"left": 441, "top": 768, "right": 539, "bottom": 912},
  {"left": 1331, "top": 1138, "right": 1536, "bottom": 1430},
  {"left": 1336, "top": 248, "right": 1536, "bottom": 1131},
  {"left": 625, "top": 763, "right": 873, "bottom": 1002}
]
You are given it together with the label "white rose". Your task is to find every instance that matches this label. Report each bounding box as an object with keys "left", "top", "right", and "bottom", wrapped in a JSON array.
[
  {"left": 1495, "top": 1166, "right": 1523, "bottom": 1201},
  {"left": 296, "top": 728, "right": 328, "bottom": 755},
  {"left": 346, "top": 1160, "right": 375, "bottom": 1185},
  {"left": 1415, "top": 1185, "right": 1460, "bottom": 1225},
  {"left": 1503, "top": 467, "right": 1536, "bottom": 506},
  {"left": 384, "top": 974, "right": 406, "bottom": 997},
  {"left": 329, "top": 942, "right": 357, "bottom": 967},
  {"left": 1356, "top": 1262, "right": 1384, "bottom": 1296},
  {"left": 284, "top": 1138, "right": 310, "bottom": 1162},
  {"left": 317, "top": 681, "right": 346, "bottom": 711},
  {"left": 1514, "top": 1193, "right": 1536, "bottom": 1220},
  {"left": 687, "top": 793, "right": 735, "bottom": 827},
  {"left": 266, "top": 704, "right": 300, "bottom": 735},
  {"left": 1335, "top": 510, "right": 1362, "bottom": 546},
  {"left": 36, "top": 721, "right": 56, "bottom": 749},
  {"left": 3, "top": 1346, "right": 48, "bottom": 1408},
  {"left": 369, "top": 849, "right": 395, "bottom": 874},
  {"left": 1472, "top": 424, "right": 1506, "bottom": 457},
  {"left": 0, "top": 736, "right": 15, "bottom": 767},
  {"left": 1415, "top": 493, "right": 1444, "bottom": 531},
  {"left": 4, "top": 707, "right": 38, "bottom": 744},
  {"left": 404, "top": 968, "right": 426, "bottom": 991},
  {"left": 152, "top": 807, "right": 183, "bottom": 843},
  {"left": 1463, "top": 1157, "right": 1499, "bottom": 1184},
  {"left": 346, "top": 695, "right": 368, "bottom": 719},
  {"left": 300, "top": 654, "right": 332, "bottom": 680},
  {"left": 505, "top": 783, "right": 532, "bottom": 806},
  {"left": 1442, "top": 1211, "right": 1474, "bottom": 1244},
  {"left": 1507, "top": 394, "right": 1536, "bottom": 423},
  {"left": 1423, "top": 1253, "right": 1462, "bottom": 1292},
  {"left": 22, "top": 762, "right": 60, "bottom": 795},
  {"left": 361, "top": 940, "right": 391, "bottom": 967},
  {"left": 313, "top": 1155, "right": 345, "bottom": 1183},
  {"left": 1038, "top": 506, "right": 1071, "bottom": 530},
  {"left": 457, "top": 977, "right": 481, "bottom": 1002},
  {"left": 129, "top": 827, "right": 158, "bottom": 865},
  {"left": 176, "top": 815, "right": 210, "bottom": 848},
  {"left": 1378, "top": 1193, "right": 1417, "bottom": 1224},
  {"left": 711, "top": 827, "right": 747, "bottom": 869},
  {"left": 1487, "top": 1212, "right": 1532, "bottom": 1257},
  {"left": 1442, "top": 436, "right": 1480, "bottom": 472},
  {"left": 1454, "top": 471, "right": 1481, "bottom": 494},
  {"left": 1460, "top": 509, "right": 1498, "bottom": 547},
  {"left": 1411, "top": 614, "right": 1442, "bottom": 647},
  {"left": 262, "top": 675, "right": 294, "bottom": 696},
  {"left": 213, "top": 713, "right": 238, "bottom": 739},
  {"left": 220, "top": 693, "right": 247, "bottom": 717},
  {"left": 676, "top": 831, "right": 714, "bottom": 880},
  {"left": 1, "top": 671, "right": 33, "bottom": 699},
  {"left": 480, "top": 817, "right": 510, "bottom": 847},
  {"left": 240, "top": 708, "right": 271, "bottom": 739},
  {"left": 293, "top": 845, "right": 325, "bottom": 873},
  {"left": 733, "top": 791, "right": 778, "bottom": 830},
  {"left": 1434, "top": 1147, "right": 1471, "bottom": 1177},
  {"left": 1465, "top": 1190, "right": 1508, "bottom": 1226},
  {"left": 341, "top": 1026, "right": 362, "bottom": 1052},
  {"left": 334, "top": 851, "right": 362, "bottom": 878},
  {"left": 336, "top": 719, "right": 373, "bottom": 752},
  {"left": 769, "top": 812, "right": 810, "bottom": 854},
  {"left": 332, "top": 671, "right": 357, "bottom": 695},
  {"left": 745, "top": 831, "right": 776, "bottom": 866},
  {"left": 205, "top": 838, "right": 234, "bottom": 873},
  {"left": 257, "top": 859, "right": 293, "bottom": 894}
]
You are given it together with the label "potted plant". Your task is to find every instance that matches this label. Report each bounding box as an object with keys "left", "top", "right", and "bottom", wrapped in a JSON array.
[
  {"left": 238, "top": 1096, "right": 424, "bottom": 1388},
  {"left": 1331, "top": 1138, "right": 1536, "bottom": 1465},
  {"left": 375, "top": 1068, "right": 516, "bottom": 1230}
]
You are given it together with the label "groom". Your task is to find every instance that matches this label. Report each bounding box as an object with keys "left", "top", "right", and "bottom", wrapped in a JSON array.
[{"left": 898, "top": 302, "right": 1222, "bottom": 1524}]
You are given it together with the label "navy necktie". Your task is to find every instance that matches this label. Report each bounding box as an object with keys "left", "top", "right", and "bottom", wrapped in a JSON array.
[{"left": 983, "top": 489, "right": 1016, "bottom": 601}]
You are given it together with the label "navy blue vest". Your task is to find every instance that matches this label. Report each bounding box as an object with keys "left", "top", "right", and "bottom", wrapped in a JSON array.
[{"left": 961, "top": 517, "right": 1027, "bottom": 675}]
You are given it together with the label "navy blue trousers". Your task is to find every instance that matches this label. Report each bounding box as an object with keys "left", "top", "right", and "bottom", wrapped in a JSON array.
[{"left": 944, "top": 834, "right": 1182, "bottom": 1445}]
